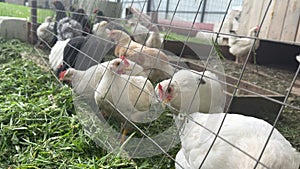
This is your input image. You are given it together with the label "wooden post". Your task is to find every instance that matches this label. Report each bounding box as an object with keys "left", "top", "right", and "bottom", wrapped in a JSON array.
[{"left": 31, "top": 0, "right": 38, "bottom": 44}]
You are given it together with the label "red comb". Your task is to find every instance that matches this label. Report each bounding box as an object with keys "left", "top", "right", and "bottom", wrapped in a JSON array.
[
  {"left": 158, "top": 83, "right": 164, "bottom": 99},
  {"left": 120, "top": 55, "right": 130, "bottom": 66},
  {"left": 158, "top": 83, "right": 163, "bottom": 91},
  {"left": 59, "top": 70, "right": 67, "bottom": 81}
]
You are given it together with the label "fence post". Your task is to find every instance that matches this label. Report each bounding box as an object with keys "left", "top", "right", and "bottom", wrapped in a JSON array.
[
  {"left": 165, "top": 0, "right": 170, "bottom": 19},
  {"left": 30, "top": 0, "right": 38, "bottom": 44},
  {"left": 200, "top": 0, "right": 207, "bottom": 22}
]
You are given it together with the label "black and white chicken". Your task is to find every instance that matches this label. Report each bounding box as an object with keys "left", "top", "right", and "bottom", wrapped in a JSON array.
[{"left": 53, "top": 1, "right": 83, "bottom": 41}]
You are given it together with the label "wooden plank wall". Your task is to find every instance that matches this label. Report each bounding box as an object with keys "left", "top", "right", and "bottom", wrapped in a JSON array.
[{"left": 238, "top": 0, "right": 300, "bottom": 43}]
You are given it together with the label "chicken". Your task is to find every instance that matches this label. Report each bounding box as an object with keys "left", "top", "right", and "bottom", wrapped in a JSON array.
[
  {"left": 53, "top": 1, "right": 83, "bottom": 41},
  {"left": 36, "top": 16, "right": 55, "bottom": 47},
  {"left": 92, "top": 21, "right": 109, "bottom": 39},
  {"left": 108, "top": 29, "right": 175, "bottom": 82},
  {"left": 52, "top": 0, "right": 67, "bottom": 36},
  {"left": 55, "top": 36, "right": 88, "bottom": 76},
  {"left": 175, "top": 112, "right": 300, "bottom": 169},
  {"left": 128, "top": 19, "right": 149, "bottom": 44},
  {"left": 228, "top": 26, "right": 260, "bottom": 64},
  {"left": 59, "top": 59, "right": 146, "bottom": 100},
  {"left": 155, "top": 69, "right": 225, "bottom": 114},
  {"left": 56, "top": 17, "right": 83, "bottom": 41},
  {"left": 93, "top": 9, "right": 110, "bottom": 24},
  {"left": 145, "top": 24, "right": 163, "bottom": 49},
  {"left": 94, "top": 57, "right": 155, "bottom": 141},
  {"left": 93, "top": 9, "right": 131, "bottom": 35},
  {"left": 48, "top": 38, "right": 70, "bottom": 73},
  {"left": 71, "top": 8, "right": 92, "bottom": 35}
]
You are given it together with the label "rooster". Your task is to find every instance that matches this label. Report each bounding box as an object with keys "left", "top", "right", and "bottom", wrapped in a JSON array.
[
  {"left": 94, "top": 57, "right": 155, "bottom": 141},
  {"left": 155, "top": 70, "right": 226, "bottom": 114},
  {"left": 228, "top": 26, "right": 260, "bottom": 64},
  {"left": 108, "top": 29, "right": 175, "bottom": 82},
  {"left": 175, "top": 112, "right": 300, "bottom": 169}
]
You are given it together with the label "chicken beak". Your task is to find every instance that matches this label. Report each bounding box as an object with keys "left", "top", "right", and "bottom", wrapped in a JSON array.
[
  {"left": 124, "top": 67, "right": 132, "bottom": 71},
  {"left": 162, "top": 98, "right": 170, "bottom": 105}
]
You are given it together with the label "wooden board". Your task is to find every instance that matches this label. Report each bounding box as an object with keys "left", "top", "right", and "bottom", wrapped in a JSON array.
[{"left": 281, "top": 0, "right": 300, "bottom": 41}]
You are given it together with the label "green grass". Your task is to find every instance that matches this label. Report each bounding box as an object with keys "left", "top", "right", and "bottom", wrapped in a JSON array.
[
  {"left": 0, "top": 38, "right": 138, "bottom": 168},
  {"left": 0, "top": 2, "right": 54, "bottom": 23}
]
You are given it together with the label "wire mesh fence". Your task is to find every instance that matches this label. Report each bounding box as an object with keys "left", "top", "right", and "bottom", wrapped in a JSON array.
[{"left": 3, "top": 0, "right": 299, "bottom": 168}]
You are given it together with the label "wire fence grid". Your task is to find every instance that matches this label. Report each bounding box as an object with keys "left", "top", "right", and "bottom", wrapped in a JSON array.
[{"left": 19, "top": 0, "right": 300, "bottom": 168}]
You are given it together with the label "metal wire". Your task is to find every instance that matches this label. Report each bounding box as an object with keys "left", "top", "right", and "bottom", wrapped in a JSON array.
[{"left": 29, "top": 0, "right": 300, "bottom": 168}]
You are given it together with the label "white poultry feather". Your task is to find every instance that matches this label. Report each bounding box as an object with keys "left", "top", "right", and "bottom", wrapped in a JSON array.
[
  {"left": 36, "top": 16, "right": 55, "bottom": 46},
  {"left": 59, "top": 59, "right": 146, "bottom": 100},
  {"left": 57, "top": 17, "right": 83, "bottom": 41},
  {"left": 145, "top": 25, "right": 163, "bottom": 49},
  {"left": 228, "top": 26, "right": 260, "bottom": 64},
  {"left": 155, "top": 69, "right": 225, "bottom": 114},
  {"left": 128, "top": 20, "right": 149, "bottom": 44},
  {"left": 48, "top": 38, "right": 70, "bottom": 72},
  {"left": 92, "top": 21, "right": 109, "bottom": 39},
  {"left": 175, "top": 112, "right": 300, "bottom": 169},
  {"left": 94, "top": 57, "right": 155, "bottom": 123}
]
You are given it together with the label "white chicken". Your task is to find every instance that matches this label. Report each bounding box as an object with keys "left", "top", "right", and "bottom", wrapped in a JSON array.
[
  {"left": 36, "top": 16, "right": 55, "bottom": 47},
  {"left": 94, "top": 57, "right": 155, "bottom": 140},
  {"left": 59, "top": 59, "right": 146, "bottom": 100},
  {"left": 48, "top": 38, "right": 70, "bottom": 72},
  {"left": 175, "top": 112, "right": 300, "bottom": 169},
  {"left": 145, "top": 24, "right": 163, "bottom": 49},
  {"left": 108, "top": 29, "right": 175, "bottom": 82},
  {"left": 128, "top": 19, "right": 149, "bottom": 44},
  {"left": 155, "top": 69, "right": 225, "bottom": 114},
  {"left": 92, "top": 21, "right": 109, "bottom": 39},
  {"left": 228, "top": 26, "right": 260, "bottom": 64}
]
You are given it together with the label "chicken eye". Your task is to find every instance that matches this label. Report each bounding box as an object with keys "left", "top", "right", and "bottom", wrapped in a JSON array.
[
  {"left": 167, "top": 86, "right": 172, "bottom": 93},
  {"left": 115, "top": 62, "right": 120, "bottom": 66}
]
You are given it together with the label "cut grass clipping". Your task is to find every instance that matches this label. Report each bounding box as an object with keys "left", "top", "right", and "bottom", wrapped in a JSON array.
[
  {"left": 0, "top": 39, "right": 137, "bottom": 168},
  {"left": 0, "top": 38, "right": 177, "bottom": 169}
]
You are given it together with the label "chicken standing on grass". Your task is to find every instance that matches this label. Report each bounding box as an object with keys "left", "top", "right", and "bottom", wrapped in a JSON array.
[
  {"left": 155, "top": 69, "right": 225, "bottom": 114},
  {"left": 94, "top": 57, "right": 155, "bottom": 141},
  {"left": 108, "top": 29, "right": 175, "bottom": 82},
  {"left": 59, "top": 59, "right": 146, "bottom": 100},
  {"left": 175, "top": 112, "right": 300, "bottom": 169},
  {"left": 228, "top": 26, "right": 260, "bottom": 64}
]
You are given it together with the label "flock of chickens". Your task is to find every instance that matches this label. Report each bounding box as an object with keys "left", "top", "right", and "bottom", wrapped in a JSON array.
[{"left": 36, "top": 1, "right": 300, "bottom": 169}]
